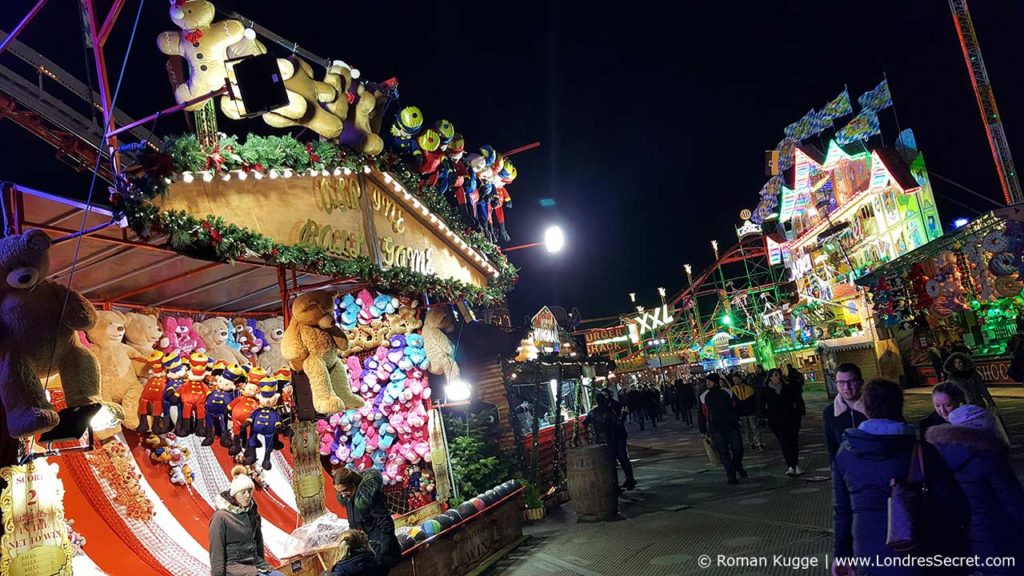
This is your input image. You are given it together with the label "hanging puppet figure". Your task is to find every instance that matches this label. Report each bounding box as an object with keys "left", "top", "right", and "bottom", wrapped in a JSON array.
[
  {"left": 177, "top": 352, "right": 212, "bottom": 437},
  {"left": 431, "top": 121, "right": 457, "bottom": 196},
  {"left": 204, "top": 363, "right": 243, "bottom": 447},
  {"left": 491, "top": 157, "right": 516, "bottom": 243},
  {"left": 137, "top": 350, "right": 172, "bottom": 433},
  {"left": 156, "top": 353, "right": 189, "bottom": 435},
  {"left": 389, "top": 106, "right": 424, "bottom": 154},
  {"left": 447, "top": 134, "right": 471, "bottom": 217},
  {"left": 244, "top": 376, "right": 286, "bottom": 470},
  {"left": 413, "top": 128, "right": 444, "bottom": 181}
]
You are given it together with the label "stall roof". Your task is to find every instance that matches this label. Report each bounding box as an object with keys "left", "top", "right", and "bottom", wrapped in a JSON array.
[
  {"left": 854, "top": 208, "right": 1014, "bottom": 288},
  {"left": 13, "top": 184, "right": 360, "bottom": 317},
  {"left": 817, "top": 333, "right": 875, "bottom": 352}
]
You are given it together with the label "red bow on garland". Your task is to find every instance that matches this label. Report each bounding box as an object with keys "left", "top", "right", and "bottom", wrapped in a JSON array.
[
  {"left": 305, "top": 142, "right": 320, "bottom": 165},
  {"left": 205, "top": 143, "right": 224, "bottom": 172},
  {"left": 184, "top": 29, "right": 203, "bottom": 44},
  {"left": 201, "top": 221, "right": 223, "bottom": 245}
]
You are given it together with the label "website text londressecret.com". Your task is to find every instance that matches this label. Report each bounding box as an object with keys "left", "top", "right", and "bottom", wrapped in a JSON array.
[{"left": 697, "top": 554, "right": 1016, "bottom": 571}]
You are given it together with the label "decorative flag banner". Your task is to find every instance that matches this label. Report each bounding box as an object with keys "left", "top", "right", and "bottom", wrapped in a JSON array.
[
  {"left": 759, "top": 174, "right": 784, "bottom": 198},
  {"left": 792, "top": 112, "right": 815, "bottom": 141},
  {"left": 775, "top": 137, "right": 797, "bottom": 170},
  {"left": 857, "top": 79, "right": 892, "bottom": 112},
  {"left": 835, "top": 109, "right": 881, "bottom": 145},
  {"left": 823, "top": 87, "right": 853, "bottom": 120},
  {"left": 784, "top": 121, "right": 798, "bottom": 137},
  {"left": 809, "top": 108, "right": 833, "bottom": 135}
]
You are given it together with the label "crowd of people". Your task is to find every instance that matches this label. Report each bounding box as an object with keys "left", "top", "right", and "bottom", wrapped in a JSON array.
[{"left": 583, "top": 355, "right": 1023, "bottom": 576}]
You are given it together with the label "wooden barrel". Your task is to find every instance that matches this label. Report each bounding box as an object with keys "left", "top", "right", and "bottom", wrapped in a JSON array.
[{"left": 566, "top": 445, "right": 618, "bottom": 522}]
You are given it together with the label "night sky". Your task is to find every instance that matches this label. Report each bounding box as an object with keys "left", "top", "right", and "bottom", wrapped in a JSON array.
[{"left": 2, "top": 1, "right": 1022, "bottom": 323}]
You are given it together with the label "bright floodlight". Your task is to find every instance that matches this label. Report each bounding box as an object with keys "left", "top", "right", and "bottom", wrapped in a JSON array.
[
  {"left": 544, "top": 226, "right": 566, "bottom": 253},
  {"left": 445, "top": 380, "right": 472, "bottom": 402}
]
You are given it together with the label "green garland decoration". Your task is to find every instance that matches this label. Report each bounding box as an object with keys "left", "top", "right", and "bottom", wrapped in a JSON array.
[{"left": 119, "top": 133, "right": 518, "bottom": 303}]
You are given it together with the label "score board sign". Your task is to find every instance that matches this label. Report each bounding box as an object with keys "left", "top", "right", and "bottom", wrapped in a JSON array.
[{"left": 0, "top": 461, "right": 73, "bottom": 576}]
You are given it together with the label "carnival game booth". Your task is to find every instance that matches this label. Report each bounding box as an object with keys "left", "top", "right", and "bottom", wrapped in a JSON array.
[
  {"left": 856, "top": 206, "right": 1024, "bottom": 388},
  {"left": 1, "top": 162, "right": 523, "bottom": 573}
]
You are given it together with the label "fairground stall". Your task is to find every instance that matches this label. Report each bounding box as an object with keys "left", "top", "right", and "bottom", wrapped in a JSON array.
[
  {"left": 856, "top": 205, "right": 1024, "bottom": 387},
  {"left": 748, "top": 83, "right": 944, "bottom": 390},
  {"left": 0, "top": 2, "right": 532, "bottom": 574}
]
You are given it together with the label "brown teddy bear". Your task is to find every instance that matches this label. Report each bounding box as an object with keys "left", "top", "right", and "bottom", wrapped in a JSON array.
[
  {"left": 281, "top": 290, "right": 365, "bottom": 415},
  {"left": 422, "top": 307, "right": 461, "bottom": 383},
  {"left": 386, "top": 304, "right": 424, "bottom": 337},
  {"left": 255, "top": 316, "right": 286, "bottom": 371},
  {"left": 0, "top": 229, "right": 103, "bottom": 438},
  {"left": 195, "top": 317, "right": 248, "bottom": 365},
  {"left": 85, "top": 310, "right": 138, "bottom": 427},
  {"left": 156, "top": 0, "right": 245, "bottom": 111},
  {"left": 124, "top": 308, "right": 163, "bottom": 376},
  {"left": 323, "top": 61, "right": 386, "bottom": 155}
]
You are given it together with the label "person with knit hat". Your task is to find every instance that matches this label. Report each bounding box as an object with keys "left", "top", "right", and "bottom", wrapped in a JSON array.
[
  {"left": 332, "top": 467, "right": 402, "bottom": 573},
  {"left": 926, "top": 404, "right": 1024, "bottom": 575},
  {"left": 209, "top": 466, "right": 284, "bottom": 576}
]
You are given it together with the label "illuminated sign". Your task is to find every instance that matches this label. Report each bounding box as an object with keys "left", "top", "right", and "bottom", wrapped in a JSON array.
[
  {"left": 584, "top": 326, "right": 629, "bottom": 355},
  {"left": 531, "top": 307, "right": 560, "bottom": 350},
  {"left": 0, "top": 462, "right": 72, "bottom": 576},
  {"left": 635, "top": 305, "right": 675, "bottom": 334}
]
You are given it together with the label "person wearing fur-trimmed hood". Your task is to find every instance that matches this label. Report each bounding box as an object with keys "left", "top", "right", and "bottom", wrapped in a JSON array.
[
  {"left": 209, "top": 466, "right": 283, "bottom": 576},
  {"left": 926, "top": 405, "right": 1024, "bottom": 575}
]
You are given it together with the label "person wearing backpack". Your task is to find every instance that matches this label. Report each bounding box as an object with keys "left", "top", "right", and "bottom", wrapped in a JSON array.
[
  {"left": 730, "top": 374, "right": 762, "bottom": 451},
  {"left": 831, "top": 379, "right": 969, "bottom": 576}
]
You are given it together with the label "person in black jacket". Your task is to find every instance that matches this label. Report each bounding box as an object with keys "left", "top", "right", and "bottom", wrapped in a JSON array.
[
  {"left": 677, "top": 379, "right": 697, "bottom": 427},
  {"left": 763, "top": 368, "right": 804, "bottom": 476},
  {"left": 326, "top": 529, "right": 385, "bottom": 576},
  {"left": 698, "top": 373, "right": 746, "bottom": 484},
  {"left": 584, "top": 392, "right": 636, "bottom": 490},
  {"left": 730, "top": 374, "right": 762, "bottom": 451},
  {"left": 918, "top": 382, "right": 965, "bottom": 441},
  {"left": 926, "top": 405, "right": 1024, "bottom": 576},
  {"left": 823, "top": 362, "right": 867, "bottom": 463},
  {"left": 831, "top": 379, "right": 969, "bottom": 576},
  {"left": 332, "top": 468, "right": 401, "bottom": 573}
]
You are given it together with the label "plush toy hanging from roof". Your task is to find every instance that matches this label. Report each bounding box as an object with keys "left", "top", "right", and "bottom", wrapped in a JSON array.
[
  {"left": 157, "top": 0, "right": 245, "bottom": 111},
  {"left": 244, "top": 376, "right": 287, "bottom": 470},
  {"left": 389, "top": 106, "right": 424, "bottom": 154}
]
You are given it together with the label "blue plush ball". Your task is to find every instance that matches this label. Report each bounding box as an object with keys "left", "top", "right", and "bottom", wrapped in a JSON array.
[{"left": 421, "top": 519, "right": 443, "bottom": 537}]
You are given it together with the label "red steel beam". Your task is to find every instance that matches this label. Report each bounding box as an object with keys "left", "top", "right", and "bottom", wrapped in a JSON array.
[
  {"left": 82, "top": 0, "right": 118, "bottom": 172},
  {"left": 110, "top": 301, "right": 276, "bottom": 319},
  {"left": 97, "top": 0, "right": 126, "bottom": 47}
]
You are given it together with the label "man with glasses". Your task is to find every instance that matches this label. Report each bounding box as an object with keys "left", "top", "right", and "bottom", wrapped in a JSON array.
[{"left": 823, "top": 362, "right": 867, "bottom": 462}]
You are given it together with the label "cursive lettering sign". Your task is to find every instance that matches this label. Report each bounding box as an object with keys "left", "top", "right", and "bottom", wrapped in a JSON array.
[
  {"left": 297, "top": 219, "right": 363, "bottom": 258},
  {"left": 370, "top": 187, "right": 407, "bottom": 234},
  {"left": 313, "top": 176, "right": 361, "bottom": 216},
  {"left": 380, "top": 236, "right": 434, "bottom": 274}
]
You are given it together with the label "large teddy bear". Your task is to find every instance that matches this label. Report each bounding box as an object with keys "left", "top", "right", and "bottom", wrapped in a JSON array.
[
  {"left": 264, "top": 56, "right": 343, "bottom": 139},
  {"left": 124, "top": 309, "right": 163, "bottom": 376},
  {"left": 323, "top": 62, "right": 386, "bottom": 155},
  {"left": 256, "top": 316, "right": 286, "bottom": 371},
  {"left": 0, "top": 229, "right": 103, "bottom": 438},
  {"left": 195, "top": 317, "right": 248, "bottom": 365},
  {"left": 422, "top": 307, "right": 460, "bottom": 382},
  {"left": 85, "top": 311, "right": 139, "bottom": 428},
  {"left": 282, "top": 291, "right": 365, "bottom": 416},
  {"left": 156, "top": 0, "right": 245, "bottom": 111}
]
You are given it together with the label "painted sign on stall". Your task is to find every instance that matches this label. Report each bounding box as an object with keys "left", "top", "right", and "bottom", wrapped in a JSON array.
[
  {"left": 0, "top": 461, "right": 73, "bottom": 576},
  {"left": 583, "top": 326, "right": 629, "bottom": 355},
  {"left": 531, "top": 307, "right": 560, "bottom": 351}
]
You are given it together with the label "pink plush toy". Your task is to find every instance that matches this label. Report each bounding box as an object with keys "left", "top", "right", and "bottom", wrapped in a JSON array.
[
  {"left": 160, "top": 317, "right": 206, "bottom": 354},
  {"left": 414, "top": 441, "right": 431, "bottom": 462},
  {"left": 407, "top": 403, "right": 427, "bottom": 429}
]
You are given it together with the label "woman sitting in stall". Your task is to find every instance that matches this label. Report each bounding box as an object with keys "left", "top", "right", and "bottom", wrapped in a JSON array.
[
  {"left": 324, "top": 529, "right": 385, "bottom": 576},
  {"left": 209, "top": 466, "right": 284, "bottom": 576},
  {"left": 332, "top": 467, "right": 402, "bottom": 573}
]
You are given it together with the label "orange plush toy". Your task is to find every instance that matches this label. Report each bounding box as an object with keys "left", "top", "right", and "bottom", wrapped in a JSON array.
[
  {"left": 137, "top": 351, "right": 173, "bottom": 433},
  {"left": 177, "top": 352, "right": 212, "bottom": 437},
  {"left": 227, "top": 379, "right": 260, "bottom": 456}
]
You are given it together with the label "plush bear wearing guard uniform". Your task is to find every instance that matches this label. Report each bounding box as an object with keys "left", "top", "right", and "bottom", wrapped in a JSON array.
[
  {"left": 156, "top": 0, "right": 245, "bottom": 111},
  {"left": 137, "top": 351, "right": 172, "bottom": 433},
  {"left": 177, "top": 352, "right": 212, "bottom": 436},
  {"left": 203, "top": 363, "right": 243, "bottom": 447},
  {"left": 0, "top": 228, "right": 103, "bottom": 438},
  {"left": 244, "top": 377, "right": 286, "bottom": 470},
  {"left": 156, "top": 355, "right": 189, "bottom": 435},
  {"left": 227, "top": 380, "right": 260, "bottom": 456}
]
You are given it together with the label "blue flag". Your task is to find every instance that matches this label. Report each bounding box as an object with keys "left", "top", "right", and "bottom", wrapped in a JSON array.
[
  {"left": 857, "top": 79, "right": 892, "bottom": 112},
  {"left": 835, "top": 110, "right": 881, "bottom": 145},
  {"left": 823, "top": 88, "right": 853, "bottom": 119},
  {"left": 809, "top": 108, "right": 833, "bottom": 135}
]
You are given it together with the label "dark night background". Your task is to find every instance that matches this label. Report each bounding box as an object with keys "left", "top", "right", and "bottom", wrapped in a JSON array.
[{"left": 2, "top": 1, "right": 1022, "bottom": 323}]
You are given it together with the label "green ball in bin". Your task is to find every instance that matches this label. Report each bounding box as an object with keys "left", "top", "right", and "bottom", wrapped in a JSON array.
[
  {"left": 421, "top": 519, "right": 443, "bottom": 536},
  {"left": 433, "top": 514, "right": 454, "bottom": 530}
]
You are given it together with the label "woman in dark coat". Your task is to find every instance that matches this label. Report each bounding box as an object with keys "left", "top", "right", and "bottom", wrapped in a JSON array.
[
  {"left": 926, "top": 405, "right": 1024, "bottom": 575},
  {"left": 209, "top": 468, "right": 284, "bottom": 576},
  {"left": 333, "top": 467, "right": 402, "bottom": 573},
  {"left": 917, "top": 382, "right": 965, "bottom": 441},
  {"left": 831, "top": 379, "right": 968, "bottom": 576},
  {"left": 762, "top": 368, "right": 804, "bottom": 476},
  {"left": 327, "top": 529, "right": 385, "bottom": 576}
]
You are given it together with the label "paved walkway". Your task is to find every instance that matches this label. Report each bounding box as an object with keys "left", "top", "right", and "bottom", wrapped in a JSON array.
[{"left": 486, "top": 391, "right": 1024, "bottom": 576}]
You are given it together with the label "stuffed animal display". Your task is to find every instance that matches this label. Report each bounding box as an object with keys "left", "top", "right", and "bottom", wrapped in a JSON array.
[
  {"left": 124, "top": 309, "right": 163, "bottom": 376},
  {"left": 256, "top": 316, "right": 286, "bottom": 370},
  {"left": 334, "top": 290, "right": 421, "bottom": 357},
  {"left": 156, "top": 0, "right": 245, "bottom": 111},
  {"left": 0, "top": 229, "right": 104, "bottom": 438},
  {"left": 282, "top": 290, "right": 366, "bottom": 415},
  {"left": 85, "top": 310, "right": 138, "bottom": 427},
  {"left": 196, "top": 317, "right": 249, "bottom": 365},
  {"left": 422, "top": 307, "right": 460, "bottom": 383}
]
